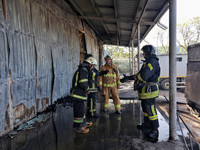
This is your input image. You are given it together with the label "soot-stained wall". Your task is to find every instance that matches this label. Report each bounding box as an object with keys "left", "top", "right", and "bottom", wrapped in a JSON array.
[{"left": 0, "top": 0, "right": 103, "bottom": 136}]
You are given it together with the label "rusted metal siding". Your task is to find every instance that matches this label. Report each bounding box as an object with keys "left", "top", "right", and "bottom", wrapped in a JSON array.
[
  {"left": 0, "top": 26, "right": 9, "bottom": 133},
  {"left": 0, "top": 0, "right": 102, "bottom": 136},
  {"left": 185, "top": 43, "right": 200, "bottom": 107},
  {"left": 0, "top": 1, "right": 4, "bottom": 22}
]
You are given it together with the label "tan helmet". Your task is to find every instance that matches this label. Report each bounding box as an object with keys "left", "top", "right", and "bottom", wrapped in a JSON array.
[
  {"left": 85, "top": 56, "right": 97, "bottom": 65},
  {"left": 104, "top": 54, "right": 112, "bottom": 60}
]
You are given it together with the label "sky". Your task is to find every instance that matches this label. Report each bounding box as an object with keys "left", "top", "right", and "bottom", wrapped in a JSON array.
[
  {"left": 161, "top": 0, "right": 200, "bottom": 24},
  {"left": 142, "top": 0, "right": 200, "bottom": 46}
]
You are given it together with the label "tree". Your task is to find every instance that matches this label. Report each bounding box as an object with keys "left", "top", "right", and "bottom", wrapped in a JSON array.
[
  {"left": 104, "top": 45, "right": 130, "bottom": 59},
  {"left": 177, "top": 17, "right": 200, "bottom": 52},
  {"left": 157, "top": 30, "right": 169, "bottom": 53}
]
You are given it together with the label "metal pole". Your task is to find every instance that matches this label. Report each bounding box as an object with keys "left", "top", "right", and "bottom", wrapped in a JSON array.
[
  {"left": 137, "top": 25, "right": 140, "bottom": 72},
  {"left": 129, "top": 47, "right": 131, "bottom": 74},
  {"left": 132, "top": 40, "right": 134, "bottom": 74},
  {"left": 169, "top": 0, "right": 178, "bottom": 140}
]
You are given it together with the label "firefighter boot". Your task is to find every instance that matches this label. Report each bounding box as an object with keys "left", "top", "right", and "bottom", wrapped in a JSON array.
[
  {"left": 93, "top": 114, "right": 100, "bottom": 118},
  {"left": 137, "top": 123, "right": 151, "bottom": 134},
  {"left": 74, "top": 126, "right": 89, "bottom": 134},
  {"left": 115, "top": 110, "right": 122, "bottom": 114},
  {"left": 148, "top": 129, "right": 159, "bottom": 143},
  {"left": 82, "top": 121, "right": 93, "bottom": 128},
  {"left": 103, "top": 109, "right": 108, "bottom": 113}
]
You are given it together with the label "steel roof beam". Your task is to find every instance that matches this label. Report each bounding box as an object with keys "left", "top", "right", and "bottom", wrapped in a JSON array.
[
  {"left": 79, "top": 16, "right": 137, "bottom": 23},
  {"left": 68, "top": 0, "right": 104, "bottom": 42},
  {"left": 129, "top": 0, "right": 149, "bottom": 47},
  {"left": 91, "top": 0, "right": 110, "bottom": 36},
  {"left": 113, "top": 0, "right": 121, "bottom": 44},
  {"left": 140, "top": 2, "right": 169, "bottom": 44},
  {"left": 97, "top": 5, "right": 114, "bottom": 9}
]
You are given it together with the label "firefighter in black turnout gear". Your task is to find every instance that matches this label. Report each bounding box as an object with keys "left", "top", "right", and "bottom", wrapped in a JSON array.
[
  {"left": 121, "top": 45, "right": 160, "bottom": 142},
  {"left": 85, "top": 54, "right": 109, "bottom": 118},
  {"left": 71, "top": 56, "right": 98, "bottom": 134}
]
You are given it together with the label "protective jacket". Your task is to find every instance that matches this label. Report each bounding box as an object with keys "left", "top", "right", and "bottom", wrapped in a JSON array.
[
  {"left": 99, "top": 64, "right": 121, "bottom": 87},
  {"left": 136, "top": 55, "right": 160, "bottom": 99},
  {"left": 71, "top": 63, "right": 90, "bottom": 101},
  {"left": 88, "top": 68, "right": 99, "bottom": 93}
]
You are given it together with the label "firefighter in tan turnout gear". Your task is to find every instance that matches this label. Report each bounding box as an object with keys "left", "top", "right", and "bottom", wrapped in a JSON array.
[{"left": 99, "top": 55, "right": 122, "bottom": 114}]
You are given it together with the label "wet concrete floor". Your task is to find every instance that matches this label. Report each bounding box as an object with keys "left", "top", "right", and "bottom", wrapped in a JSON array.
[{"left": 0, "top": 100, "right": 185, "bottom": 150}]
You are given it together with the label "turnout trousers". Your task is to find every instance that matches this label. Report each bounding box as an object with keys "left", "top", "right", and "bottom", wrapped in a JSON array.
[
  {"left": 87, "top": 92, "right": 97, "bottom": 117},
  {"left": 73, "top": 101, "right": 86, "bottom": 127},
  {"left": 141, "top": 98, "right": 159, "bottom": 130},
  {"left": 103, "top": 86, "right": 121, "bottom": 110}
]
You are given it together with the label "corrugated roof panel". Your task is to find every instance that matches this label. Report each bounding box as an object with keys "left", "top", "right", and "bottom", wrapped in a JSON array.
[
  {"left": 69, "top": 0, "right": 169, "bottom": 46},
  {"left": 106, "top": 23, "right": 117, "bottom": 32},
  {"left": 99, "top": 8, "right": 115, "bottom": 17},
  {"left": 142, "top": 11, "right": 158, "bottom": 20},
  {"left": 90, "top": 21, "right": 108, "bottom": 35},
  {"left": 121, "top": 29, "right": 131, "bottom": 36},
  {"left": 148, "top": 0, "right": 167, "bottom": 9},
  {"left": 94, "top": 0, "right": 113, "bottom": 6},
  {"left": 117, "top": 0, "right": 140, "bottom": 18},
  {"left": 75, "top": 0, "right": 94, "bottom": 15},
  {"left": 119, "top": 22, "right": 133, "bottom": 30}
]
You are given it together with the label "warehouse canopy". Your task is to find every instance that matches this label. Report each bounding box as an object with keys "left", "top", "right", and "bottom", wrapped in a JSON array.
[{"left": 66, "top": 0, "right": 169, "bottom": 47}]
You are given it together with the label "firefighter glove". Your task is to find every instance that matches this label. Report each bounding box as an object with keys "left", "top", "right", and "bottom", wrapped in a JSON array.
[
  {"left": 112, "top": 68, "right": 117, "bottom": 73},
  {"left": 99, "top": 70, "right": 109, "bottom": 76}
]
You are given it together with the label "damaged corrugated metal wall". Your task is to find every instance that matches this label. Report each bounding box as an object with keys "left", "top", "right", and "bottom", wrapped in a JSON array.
[
  {"left": 0, "top": 0, "right": 103, "bottom": 136},
  {"left": 185, "top": 43, "right": 200, "bottom": 107}
]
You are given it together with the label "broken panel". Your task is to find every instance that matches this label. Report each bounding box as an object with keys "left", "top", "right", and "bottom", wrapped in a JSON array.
[{"left": 35, "top": 40, "right": 52, "bottom": 110}]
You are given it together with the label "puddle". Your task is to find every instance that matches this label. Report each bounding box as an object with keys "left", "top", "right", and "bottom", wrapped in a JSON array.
[{"left": 0, "top": 100, "right": 169, "bottom": 150}]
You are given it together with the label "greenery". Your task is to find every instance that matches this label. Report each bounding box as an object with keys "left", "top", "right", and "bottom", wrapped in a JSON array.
[
  {"left": 112, "top": 59, "right": 131, "bottom": 74},
  {"left": 104, "top": 17, "right": 200, "bottom": 60},
  {"left": 177, "top": 17, "right": 200, "bottom": 51},
  {"left": 104, "top": 45, "right": 132, "bottom": 59},
  {"left": 156, "top": 17, "right": 200, "bottom": 53}
]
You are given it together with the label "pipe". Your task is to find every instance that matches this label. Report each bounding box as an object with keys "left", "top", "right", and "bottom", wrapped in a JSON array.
[
  {"left": 177, "top": 114, "right": 190, "bottom": 150},
  {"left": 189, "top": 134, "right": 194, "bottom": 150},
  {"left": 129, "top": 0, "right": 149, "bottom": 47},
  {"left": 129, "top": 47, "right": 131, "bottom": 73},
  {"left": 163, "top": 95, "right": 199, "bottom": 149},
  {"left": 179, "top": 115, "right": 200, "bottom": 149},
  {"left": 132, "top": 40, "right": 134, "bottom": 74},
  {"left": 157, "top": 20, "right": 168, "bottom": 30},
  {"left": 169, "top": 0, "right": 178, "bottom": 140}
]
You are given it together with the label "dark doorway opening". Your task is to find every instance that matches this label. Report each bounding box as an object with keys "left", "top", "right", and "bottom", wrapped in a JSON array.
[{"left": 79, "top": 32, "right": 87, "bottom": 64}]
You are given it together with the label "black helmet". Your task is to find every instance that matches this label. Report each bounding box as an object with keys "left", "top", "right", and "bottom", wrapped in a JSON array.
[
  {"left": 85, "top": 54, "right": 93, "bottom": 59},
  {"left": 141, "top": 45, "right": 156, "bottom": 56}
]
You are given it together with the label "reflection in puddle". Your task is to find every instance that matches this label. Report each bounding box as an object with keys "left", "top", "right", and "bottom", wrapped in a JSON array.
[{"left": 0, "top": 100, "right": 168, "bottom": 150}]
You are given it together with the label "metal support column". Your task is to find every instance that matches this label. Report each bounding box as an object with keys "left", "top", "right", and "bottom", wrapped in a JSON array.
[
  {"left": 137, "top": 25, "right": 140, "bottom": 71},
  {"left": 131, "top": 40, "right": 134, "bottom": 74},
  {"left": 129, "top": 47, "right": 131, "bottom": 73},
  {"left": 169, "top": 0, "right": 178, "bottom": 140}
]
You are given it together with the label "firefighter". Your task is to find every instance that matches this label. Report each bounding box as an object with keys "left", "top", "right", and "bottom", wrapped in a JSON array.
[
  {"left": 71, "top": 56, "right": 97, "bottom": 134},
  {"left": 85, "top": 54, "right": 109, "bottom": 118},
  {"left": 122, "top": 45, "right": 160, "bottom": 142},
  {"left": 99, "top": 55, "right": 122, "bottom": 114}
]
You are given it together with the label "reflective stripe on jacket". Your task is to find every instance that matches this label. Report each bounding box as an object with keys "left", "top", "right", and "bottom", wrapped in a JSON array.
[
  {"left": 136, "top": 57, "right": 160, "bottom": 99},
  {"left": 88, "top": 68, "right": 98, "bottom": 93},
  {"left": 99, "top": 63, "right": 121, "bottom": 87},
  {"left": 71, "top": 63, "right": 90, "bottom": 101}
]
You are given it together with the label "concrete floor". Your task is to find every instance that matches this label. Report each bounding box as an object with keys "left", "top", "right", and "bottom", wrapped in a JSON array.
[
  {"left": 0, "top": 99, "right": 186, "bottom": 150},
  {"left": 0, "top": 82, "right": 187, "bottom": 150}
]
